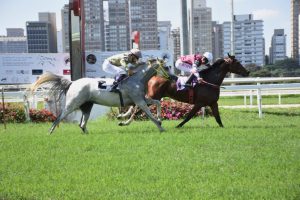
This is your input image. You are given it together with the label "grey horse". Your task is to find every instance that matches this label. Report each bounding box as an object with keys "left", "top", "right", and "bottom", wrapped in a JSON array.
[{"left": 31, "top": 62, "right": 165, "bottom": 133}]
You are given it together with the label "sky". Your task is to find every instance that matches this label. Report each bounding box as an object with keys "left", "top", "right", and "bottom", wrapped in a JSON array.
[{"left": 0, "top": 0, "right": 291, "bottom": 55}]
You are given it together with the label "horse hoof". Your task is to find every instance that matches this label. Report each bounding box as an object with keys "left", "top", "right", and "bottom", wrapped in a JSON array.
[
  {"left": 159, "top": 127, "right": 165, "bottom": 132},
  {"left": 118, "top": 122, "right": 124, "bottom": 126},
  {"left": 83, "top": 129, "right": 89, "bottom": 134},
  {"left": 48, "top": 129, "right": 54, "bottom": 135},
  {"left": 176, "top": 125, "right": 182, "bottom": 128}
]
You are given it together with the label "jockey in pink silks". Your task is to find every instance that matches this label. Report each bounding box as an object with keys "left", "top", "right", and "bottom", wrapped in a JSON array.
[{"left": 175, "top": 52, "right": 213, "bottom": 87}]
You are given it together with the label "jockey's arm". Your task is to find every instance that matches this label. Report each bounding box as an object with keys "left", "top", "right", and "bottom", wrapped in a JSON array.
[
  {"left": 127, "top": 62, "right": 143, "bottom": 75},
  {"left": 120, "top": 58, "right": 128, "bottom": 68}
]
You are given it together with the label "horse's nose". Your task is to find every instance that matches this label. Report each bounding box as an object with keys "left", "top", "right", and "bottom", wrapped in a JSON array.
[{"left": 246, "top": 70, "right": 250, "bottom": 76}]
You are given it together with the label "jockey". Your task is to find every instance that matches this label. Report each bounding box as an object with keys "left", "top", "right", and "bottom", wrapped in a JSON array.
[
  {"left": 175, "top": 52, "right": 213, "bottom": 87},
  {"left": 102, "top": 48, "right": 142, "bottom": 91}
]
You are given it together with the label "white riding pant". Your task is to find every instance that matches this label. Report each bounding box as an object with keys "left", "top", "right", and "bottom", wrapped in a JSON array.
[
  {"left": 175, "top": 59, "right": 199, "bottom": 78},
  {"left": 102, "top": 59, "right": 126, "bottom": 75}
]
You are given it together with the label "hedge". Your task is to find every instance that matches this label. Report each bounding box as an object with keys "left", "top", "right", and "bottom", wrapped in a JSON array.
[{"left": 0, "top": 103, "right": 56, "bottom": 123}]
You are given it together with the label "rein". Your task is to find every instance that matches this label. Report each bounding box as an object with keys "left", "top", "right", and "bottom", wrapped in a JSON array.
[
  {"left": 200, "top": 79, "right": 224, "bottom": 89},
  {"left": 154, "top": 62, "right": 170, "bottom": 79}
]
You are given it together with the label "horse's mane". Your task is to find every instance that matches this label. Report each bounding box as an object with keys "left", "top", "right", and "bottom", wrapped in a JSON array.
[{"left": 211, "top": 58, "right": 226, "bottom": 68}]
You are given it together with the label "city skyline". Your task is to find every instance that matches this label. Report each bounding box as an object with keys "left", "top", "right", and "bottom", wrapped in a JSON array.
[{"left": 0, "top": 0, "right": 291, "bottom": 55}]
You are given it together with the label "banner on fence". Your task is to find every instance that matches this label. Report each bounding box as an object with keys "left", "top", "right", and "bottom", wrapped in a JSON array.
[{"left": 0, "top": 53, "right": 70, "bottom": 84}]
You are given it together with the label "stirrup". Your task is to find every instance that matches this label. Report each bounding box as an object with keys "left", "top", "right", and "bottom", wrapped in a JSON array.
[
  {"left": 110, "top": 88, "right": 119, "bottom": 93},
  {"left": 110, "top": 83, "right": 119, "bottom": 92},
  {"left": 184, "top": 83, "right": 193, "bottom": 88}
]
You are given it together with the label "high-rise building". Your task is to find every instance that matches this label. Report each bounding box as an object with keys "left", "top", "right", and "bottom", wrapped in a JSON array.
[
  {"left": 189, "top": 0, "right": 212, "bottom": 54},
  {"left": 269, "top": 29, "right": 287, "bottom": 64},
  {"left": 171, "top": 27, "right": 181, "bottom": 60},
  {"left": 106, "top": 0, "right": 130, "bottom": 51},
  {"left": 39, "top": 12, "right": 58, "bottom": 52},
  {"left": 291, "top": 0, "right": 300, "bottom": 62},
  {"left": 61, "top": 4, "right": 70, "bottom": 52},
  {"left": 84, "top": 0, "right": 105, "bottom": 51},
  {"left": 223, "top": 14, "right": 264, "bottom": 66},
  {"left": 6, "top": 28, "right": 24, "bottom": 37},
  {"left": 26, "top": 22, "right": 53, "bottom": 53},
  {"left": 212, "top": 21, "right": 223, "bottom": 60},
  {"left": 158, "top": 21, "right": 172, "bottom": 50},
  {"left": 26, "top": 12, "right": 58, "bottom": 53},
  {"left": 0, "top": 29, "right": 27, "bottom": 53},
  {"left": 130, "top": 0, "right": 158, "bottom": 50},
  {"left": 193, "top": 0, "right": 206, "bottom": 8}
]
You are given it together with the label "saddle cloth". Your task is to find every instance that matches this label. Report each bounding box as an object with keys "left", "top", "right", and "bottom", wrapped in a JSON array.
[
  {"left": 176, "top": 76, "right": 197, "bottom": 90},
  {"left": 97, "top": 78, "right": 115, "bottom": 91}
]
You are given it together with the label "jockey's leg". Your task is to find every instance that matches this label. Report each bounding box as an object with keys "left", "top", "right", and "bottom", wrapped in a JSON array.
[
  {"left": 111, "top": 73, "right": 127, "bottom": 92},
  {"left": 185, "top": 73, "right": 196, "bottom": 86}
]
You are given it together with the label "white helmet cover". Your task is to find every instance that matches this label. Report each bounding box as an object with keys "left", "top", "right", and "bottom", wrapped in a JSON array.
[
  {"left": 203, "top": 52, "right": 213, "bottom": 64},
  {"left": 130, "top": 48, "right": 142, "bottom": 59}
]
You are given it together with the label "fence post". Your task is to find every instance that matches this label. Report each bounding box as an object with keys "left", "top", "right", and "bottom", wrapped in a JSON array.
[
  {"left": 32, "top": 94, "right": 38, "bottom": 109},
  {"left": 23, "top": 94, "right": 31, "bottom": 122},
  {"left": 201, "top": 107, "right": 205, "bottom": 120},
  {"left": 249, "top": 90, "right": 253, "bottom": 106},
  {"left": 257, "top": 83, "right": 262, "bottom": 118},
  {"left": 1, "top": 87, "right": 6, "bottom": 129},
  {"left": 244, "top": 94, "right": 247, "bottom": 107},
  {"left": 278, "top": 93, "right": 281, "bottom": 105}
]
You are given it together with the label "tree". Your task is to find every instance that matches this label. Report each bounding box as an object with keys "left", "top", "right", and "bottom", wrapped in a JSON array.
[{"left": 246, "top": 58, "right": 300, "bottom": 77}]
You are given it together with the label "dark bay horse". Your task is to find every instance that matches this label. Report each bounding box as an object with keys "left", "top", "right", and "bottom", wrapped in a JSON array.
[{"left": 119, "top": 55, "right": 250, "bottom": 128}]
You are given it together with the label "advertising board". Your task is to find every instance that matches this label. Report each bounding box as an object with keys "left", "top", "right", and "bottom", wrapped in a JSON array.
[{"left": 0, "top": 53, "right": 70, "bottom": 84}]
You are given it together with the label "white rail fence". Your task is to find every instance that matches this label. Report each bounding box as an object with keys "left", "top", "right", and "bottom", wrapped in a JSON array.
[
  {"left": 1, "top": 77, "right": 300, "bottom": 119},
  {"left": 221, "top": 77, "right": 300, "bottom": 118}
]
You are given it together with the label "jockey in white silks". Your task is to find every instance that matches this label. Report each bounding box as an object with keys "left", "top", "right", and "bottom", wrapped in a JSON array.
[
  {"left": 102, "top": 48, "right": 142, "bottom": 91},
  {"left": 175, "top": 52, "right": 213, "bottom": 87}
]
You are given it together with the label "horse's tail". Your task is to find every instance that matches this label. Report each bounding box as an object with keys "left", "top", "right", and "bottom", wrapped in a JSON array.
[{"left": 30, "top": 72, "right": 72, "bottom": 99}]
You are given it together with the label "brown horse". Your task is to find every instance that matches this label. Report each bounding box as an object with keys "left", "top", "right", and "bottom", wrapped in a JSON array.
[{"left": 118, "top": 55, "right": 250, "bottom": 128}]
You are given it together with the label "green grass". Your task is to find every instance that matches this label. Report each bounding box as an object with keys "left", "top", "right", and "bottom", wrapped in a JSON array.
[
  {"left": 0, "top": 108, "right": 300, "bottom": 199},
  {"left": 218, "top": 94, "right": 300, "bottom": 106}
]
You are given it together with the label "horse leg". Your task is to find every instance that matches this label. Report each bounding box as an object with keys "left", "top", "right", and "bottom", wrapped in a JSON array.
[
  {"left": 119, "top": 98, "right": 161, "bottom": 126},
  {"left": 210, "top": 102, "right": 224, "bottom": 127},
  {"left": 118, "top": 106, "right": 138, "bottom": 126},
  {"left": 49, "top": 112, "right": 63, "bottom": 134},
  {"left": 49, "top": 95, "right": 85, "bottom": 134},
  {"left": 79, "top": 102, "right": 94, "bottom": 133},
  {"left": 135, "top": 101, "right": 165, "bottom": 132},
  {"left": 176, "top": 104, "right": 202, "bottom": 128},
  {"left": 117, "top": 106, "right": 134, "bottom": 119},
  {"left": 145, "top": 98, "right": 162, "bottom": 121},
  {"left": 49, "top": 108, "right": 73, "bottom": 134}
]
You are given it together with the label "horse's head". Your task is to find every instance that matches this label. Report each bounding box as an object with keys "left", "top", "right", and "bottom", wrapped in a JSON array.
[
  {"left": 144, "top": 58, "right": 169, "bottom": 77},
  {"left": 225, "top": 54, "right": 250, "bottom": 77}
]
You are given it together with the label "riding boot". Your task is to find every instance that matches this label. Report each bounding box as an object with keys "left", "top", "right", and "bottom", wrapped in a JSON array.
[
  {"left": 110, "top": 74, "right": 127, "bottom": 92},
  {"left": 184, "top": 73, "right": 196, "bottom": 87}
]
